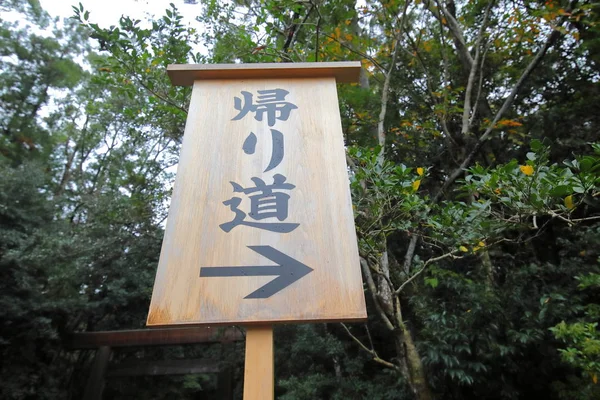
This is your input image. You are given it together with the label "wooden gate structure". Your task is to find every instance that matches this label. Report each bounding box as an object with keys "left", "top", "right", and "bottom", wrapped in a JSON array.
[{"left": 64, "top": 326, "right": 243, "bottom": 399}]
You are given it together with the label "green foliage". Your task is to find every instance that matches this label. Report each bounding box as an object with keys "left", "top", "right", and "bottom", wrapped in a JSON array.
[
  {"left": 464, "top": 141, "right": 600, "bottom": 220},
  {"left": 346, "top": 137, "right": 600, "bottom": 399},
  {"left": 275, "top": 324, "right": 410, "bottom": 399},
  {"left": 550, "top": 270, "right": 600, "bottom": 397},
  {"left": 0, "top": 8, "right": 87, "bottom": 163},
  {"left": 74, "top": 2, "right": 196, "bottom": 142},
  {"left": 349, "top": 146, "right": 429, "bottom": 258},
  {"left": 552, "top": 320, "right": 600, "bottom": 378},
  {"left": 1, "top": 0, "right": 599, "bottom": 399},
  {"left": 0, "top": 3, "right": 190, "bottom": 398}
]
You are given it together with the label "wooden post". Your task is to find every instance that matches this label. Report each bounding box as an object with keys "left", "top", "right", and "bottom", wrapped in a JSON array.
[
  {"left": 243, "top": 326, "right": 274, "bottom": 400},
  {"left": 83, "top": 346, "right": 111, "bottom": 400}
]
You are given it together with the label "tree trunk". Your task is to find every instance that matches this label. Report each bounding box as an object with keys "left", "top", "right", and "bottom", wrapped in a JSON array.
[
  {"left": 480, "top": 249, "right": 494, "bottom": 289},
  {"left": 377, "top": 250, "right": 394, "bottom": 316},
  {"left": 396, "top": 326, "right": 434, "bottom": 400}
]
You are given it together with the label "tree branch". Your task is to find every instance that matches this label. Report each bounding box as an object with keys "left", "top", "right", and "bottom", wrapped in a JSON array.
[
  {"left": 311, "top": 0, "right": 321, "bottom": 62},
  {"left": 283, "top": 5, "right": 315, "bottom": 57},
  {"left": 434, "top": 0, "right": 474, "bottom": 68},
  {"left": 341, "top": 323, "right": 398, "bottom": 370},
  {"left": 402, "top": 234, "right": 418, "bottom": 275},
  {"left": 360, "top": 257, "right": 395, "bottom": 330},
  {"left": 396, "top": 251, "right": 461, "bottom": 295},
  {"left": 433, "top": 23, "right": 566, "bottom": 203},
  {"left": 461, "top": 1, "right": 493, "bottom": 135},
  {"left": 322, "top": 33, "right": 386, "bottom": 74},
  {"left": 377, "top": 0, "right": 411, "bottom": 165},
  {"left": 470, "top": 38, "right": 492, "bottom": 128}
]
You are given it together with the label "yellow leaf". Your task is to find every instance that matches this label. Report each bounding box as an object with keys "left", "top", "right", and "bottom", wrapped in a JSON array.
[
  {"left": 498, "top": 119, "right": 523, "bottom": 127},
  {"left": 478, "top": 241, "right": 485, "bottom": 247},
  {"left": 417, "top": 167, "right": 424, "bottom": 176},
  {"left": 423, "top": 40, "right": 432, "bottom": 52},
  {"left": 459, "top": 246, "right": 468, "bottom": 253},
  {"left": 473, "top": 246, "right": 481, "bottom": 252},
  {"left": 412, "top": 180, "right": 421, "bottom": 191},
  {"left": 593, "top": 373, "right": 598, "bottom": 384},
  {"left": 520, "top": 165, "right": 534, "bottom": 176},
  {"left": 565, "top": 195, "right": 575, "bottom": 210}
]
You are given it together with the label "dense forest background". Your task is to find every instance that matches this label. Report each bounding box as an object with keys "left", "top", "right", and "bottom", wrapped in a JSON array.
[{"left": 1, "top": 0, "right": 599, "bottom": 398}]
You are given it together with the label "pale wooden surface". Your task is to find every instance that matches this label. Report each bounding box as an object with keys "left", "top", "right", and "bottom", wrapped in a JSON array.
[
  {"left": 243, "top": 326, "right": 274, "bottom": 400},
  {"left": 167, "top": 62, "right": 361, "bottom": 86},
  {"left": 147, "top": 76, "right": 366, "bottom": 326}
]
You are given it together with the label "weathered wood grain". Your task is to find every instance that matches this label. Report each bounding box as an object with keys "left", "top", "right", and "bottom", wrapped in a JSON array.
[{"left": 147, "top": 75, "right": 366, "bottom": 326}]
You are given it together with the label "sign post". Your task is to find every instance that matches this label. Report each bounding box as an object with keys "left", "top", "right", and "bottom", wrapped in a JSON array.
[
  {"left": 243, "top": 325, "right": 274, "bottom": 399},
  {"left": 147, "top": 62, "right": 367, "bottom": 398}
]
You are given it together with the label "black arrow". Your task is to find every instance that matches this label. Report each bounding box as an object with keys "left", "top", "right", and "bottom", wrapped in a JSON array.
[{"left": 199, "top": 246, "right": 313, "bottom": 299}]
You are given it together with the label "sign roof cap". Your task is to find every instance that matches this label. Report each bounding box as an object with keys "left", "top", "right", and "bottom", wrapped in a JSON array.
[{"left": 167, "top": 61, "right": 362, "bottom": 86}]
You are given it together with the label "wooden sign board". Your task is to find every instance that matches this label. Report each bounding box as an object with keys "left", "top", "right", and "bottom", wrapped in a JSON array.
[{"left": 147, "top": 62, "right": 367, "bottom": 326}]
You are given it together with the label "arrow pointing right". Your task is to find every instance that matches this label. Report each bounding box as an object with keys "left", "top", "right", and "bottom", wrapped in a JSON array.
[{"left": 199, "top": 245, "right": 313, "bottom": 299}]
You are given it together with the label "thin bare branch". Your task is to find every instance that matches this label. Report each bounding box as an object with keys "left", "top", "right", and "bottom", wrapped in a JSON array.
[
  {"left": 436, "top": 15, "right": 460, "bottom": 148},
  {"left": 377, "top": 0, "right": 411, "bottom": 165},
  {"left": 549, "top": 210, "right": 600, "bottom": 225},
  {"left": 311, "top": 0, "right": 321, "bottom": 62},
  {"left": 283, "top": 4, "right": 315, "bottom": 56},
  {"left": 470, "top": 39, "right": 492, "bottom": 127},
  {"left": 462, "top": 1, "right": 494, "bottom": 135},
  {"left": 322, "top": 33, "right": 386, "bottom": 73},
  {"left": 433, "top": 23, "right": 566, "bottom": 203},
  {"left": 341, "top": 323, "right": 398, "bottom": 370},
  {"left": 396, "top": 251, "right": 461, "bottom": 295},
  {"left": 134, "top": 75, "right": 188, "bottom": 115}
]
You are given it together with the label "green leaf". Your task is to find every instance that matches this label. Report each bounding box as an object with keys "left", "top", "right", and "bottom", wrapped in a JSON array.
[
  {"left": 550, "top": 185, "right": 571, "bottom": 196},
  {"left": 425, "top": 277, "right": 439, "bottom": 288},
  {"left": 530, "top": 139, "right": 543, "bottom": 152}
]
